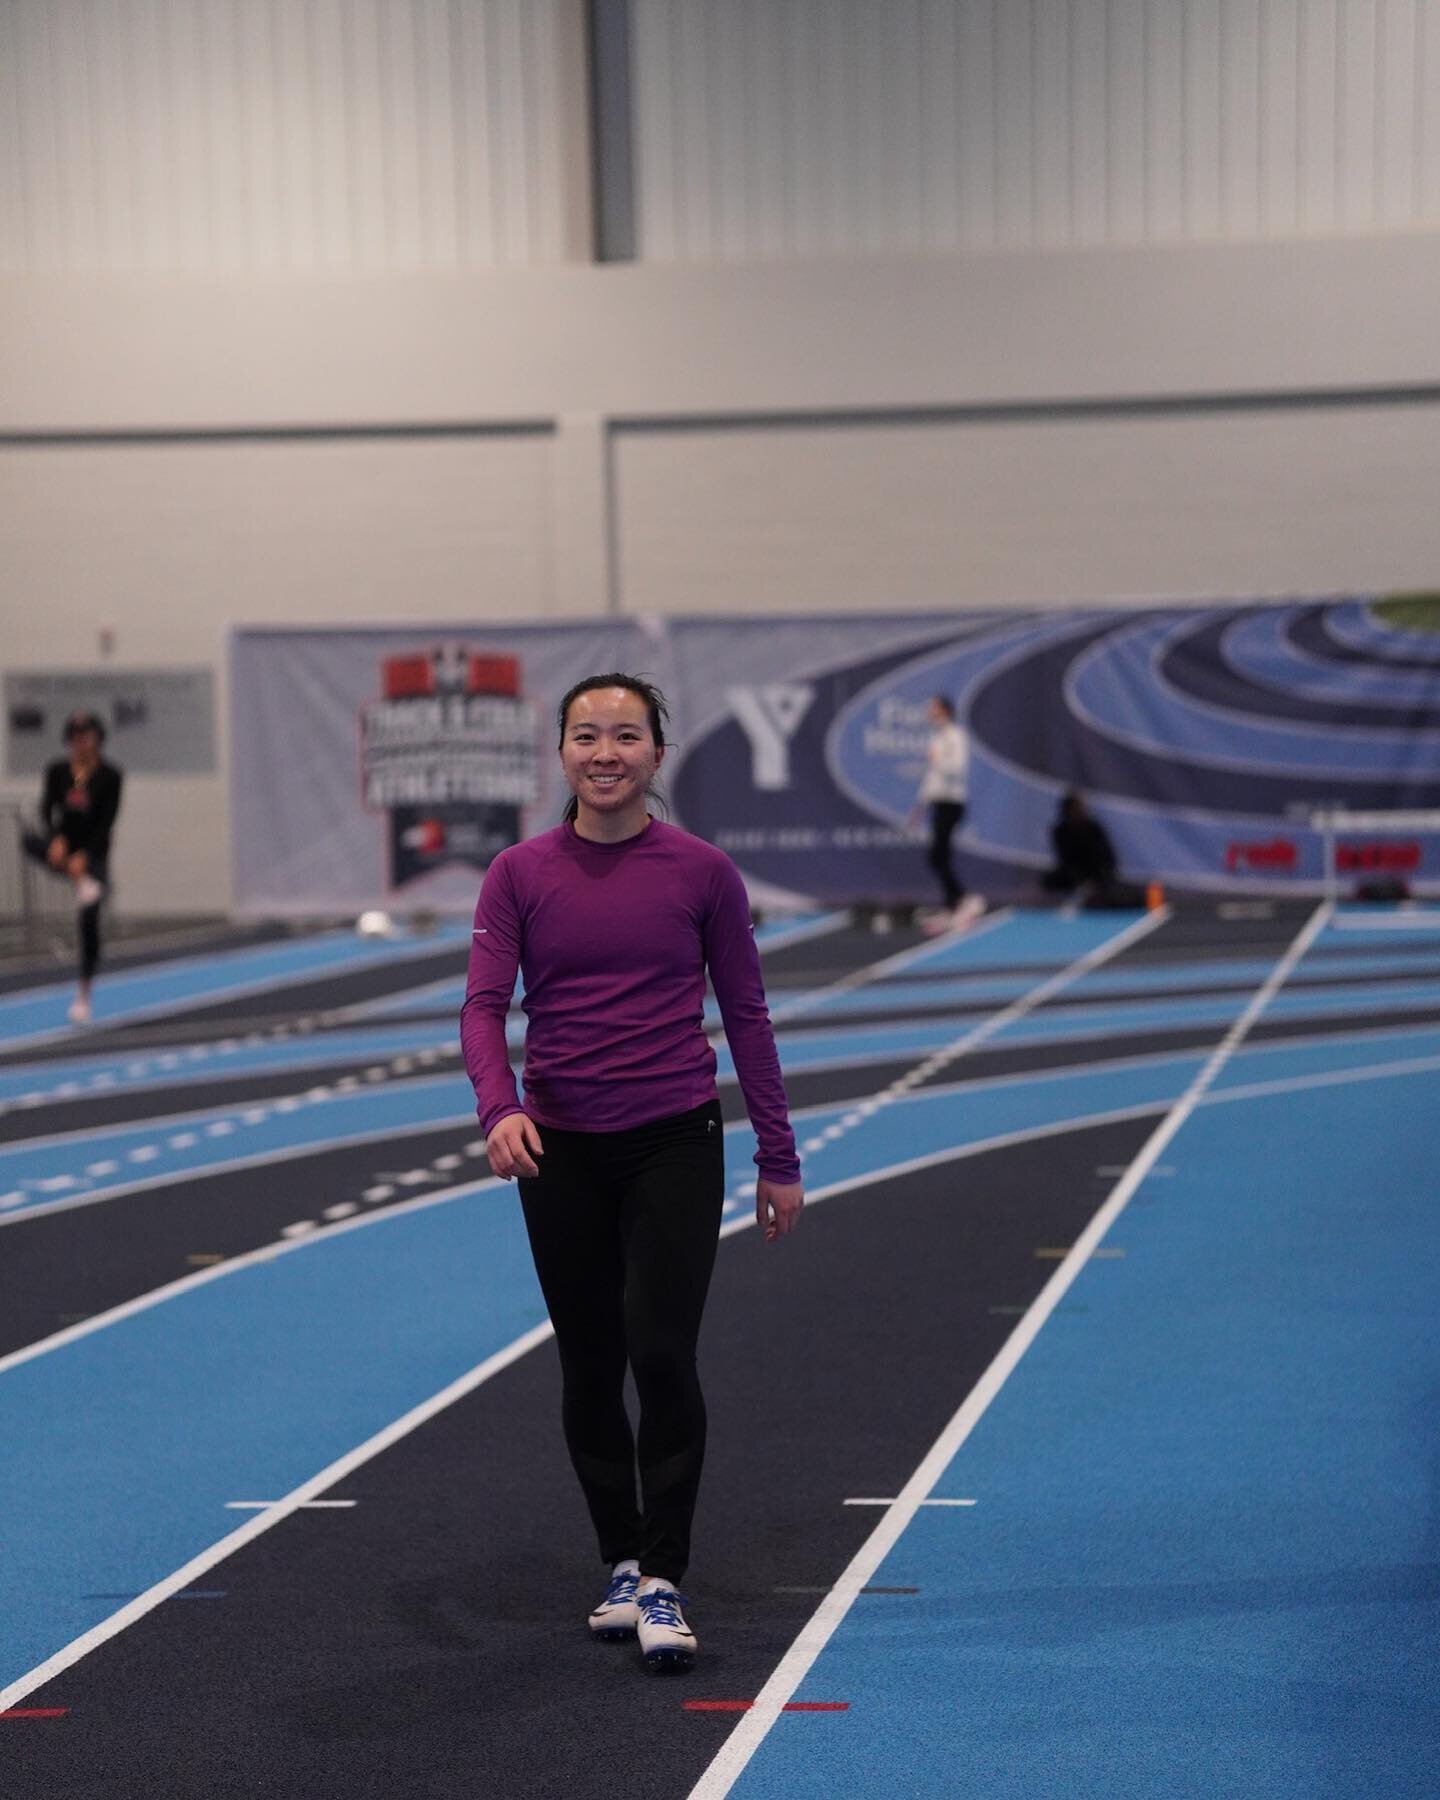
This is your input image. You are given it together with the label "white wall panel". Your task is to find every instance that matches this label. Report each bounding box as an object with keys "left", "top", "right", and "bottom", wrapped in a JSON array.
[
  {"left": 614, "top": 403, "right": 1440, "bottom": 614},
  {"left": 631, "top": 0, "right": 1440, "bottom": 260},
  {"left": 0, "top": 0, "right": 586, "bottom": 274}
]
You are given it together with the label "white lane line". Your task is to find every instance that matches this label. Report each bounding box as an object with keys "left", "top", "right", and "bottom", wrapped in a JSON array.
[
  {"left": 0, "top": 1172, "right": 508, "bottom": 1381},
  {"left": 223, "top": 1499, "right": 357, "bottom": 1510},
  {"left": 766, "top": 909, "right": 1016, "bottom": 1028},
  {"left": 788, "top": 908, "right": 1171, "bottom": 1174},
  {"left": 322, "top": 1202, "right": 359, "bottom": 1222},
  {"left": 752, "top": 910, "right": 851, "bottom": 953},
  {"left": 279, "top": 1221, "right": 317, "bottom": 1239},
  {"left": 0, "top": 1100, "right": 1193, "bottom": 1707},
  {"left": 686, "top": 899, "right": 1332, "bottom": 1800},
  {"left": 0, "top": 932, "right": 468, "bottom": 1054},
  {"left": 1200, "top": 1046, "right": 1440, "bottom": 1108},
  {"left": 0, "top": 1103, "right": 1175, "bottom": 1388},
  {"left": 1329, "top": 910, "right": 1440, "bottom": 930},
  {"left": 0, "top": 1317, "right": 552, "bottom": 1714},
  {"left": 844, "top": 1497, "right": 976, "bottom": 1508}
]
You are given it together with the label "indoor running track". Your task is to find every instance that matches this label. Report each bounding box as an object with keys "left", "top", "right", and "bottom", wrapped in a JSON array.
[{"left": 1, "top": 903, "right": 1436, "bottom": 1799}]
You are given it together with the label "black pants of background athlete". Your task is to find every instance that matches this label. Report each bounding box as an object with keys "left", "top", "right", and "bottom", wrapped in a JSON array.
[
  {"left": 23, "top": 830, "right": 108, "bottom": 980},
  {"left": 518, "top": 1100, "right": 725, "bottom": 1587},
  {"left": 927, "top": 801, "right": 967, "bottom": 908}
]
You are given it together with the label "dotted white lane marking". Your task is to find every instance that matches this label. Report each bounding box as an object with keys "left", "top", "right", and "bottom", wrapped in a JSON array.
[
  {"left": 0, "top": 1193, "right": 25, "bottom": 1210},
  {"left": 362, "top": 1185, "right": 395, "bottom": 1204},
  {"left": 322, "top": 1202, "right": 359, "bottom": 1222},
  {"left": 126, "top": 1147, "right": 158, "bottom": 1164},
  {"left": 85, "top": 1160, "right": 119, "bottom": 1176},
  {"left": 279, "top": 1220, "right": 317, "bottom": 1239},
  {"left": 168, "top": 1133, "right": 198, "bottom": 1150},
  {"left": 788, "top": 908, "right": 1171, "bottom": 1181}
]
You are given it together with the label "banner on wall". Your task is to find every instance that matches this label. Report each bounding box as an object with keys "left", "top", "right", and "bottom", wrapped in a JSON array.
[{"left": 230, "top": 601, "right": 1440, "bottom": 915}]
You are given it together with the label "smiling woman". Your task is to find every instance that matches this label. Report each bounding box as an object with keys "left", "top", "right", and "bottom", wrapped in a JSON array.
[
  {"left": 460, "top": 672, "right": 803, "bottom": 1676},
  {"left": 557, "top": 673, "right": 669, "bottom": 839}
]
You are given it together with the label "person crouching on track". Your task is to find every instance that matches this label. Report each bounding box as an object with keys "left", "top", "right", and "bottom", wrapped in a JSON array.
[
  {"left": 22, "top": 710, "right": 124, "bottom": 1025},
  {"left": 460, "top": 671, "right": 803, "bottom": 1674}
]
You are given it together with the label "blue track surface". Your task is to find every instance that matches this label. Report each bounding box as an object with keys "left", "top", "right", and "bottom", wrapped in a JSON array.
[
  {"left": 2, "top": 905, "right": 1436, "bottom": 1796},
  {"left": 716, "top": 913, "right": 1440, "bottom": 1798}
]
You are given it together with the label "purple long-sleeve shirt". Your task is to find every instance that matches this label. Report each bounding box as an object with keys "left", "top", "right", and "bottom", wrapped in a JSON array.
[{"left": 460, "top": 819, "right": 801, "bottom": 1185}]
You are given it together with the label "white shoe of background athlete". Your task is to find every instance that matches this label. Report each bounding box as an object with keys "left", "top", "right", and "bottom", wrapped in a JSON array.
[
  {"left": 75, "top": 874, "right": 104, "bottom": 908},
  {"left": 952, "top": 894, "right": 987, "bottom": 930},
  {"left": 67, "top": 995, "right": 92, "bottom": 1026},
  {"left": 635, "top": 1581, "right": 697, "bottom": 1672},
  {"left": 588, "top": 1561, "right": 640, "bottom": 1640}
]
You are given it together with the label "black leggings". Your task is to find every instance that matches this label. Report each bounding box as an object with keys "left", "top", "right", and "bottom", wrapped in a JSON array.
[
  {"left": 518, "top": 1099, "right": 725, "bottom": 1586},
  {"left": 927, "top": 801, "right": 966, "bottom": 909},
  {"left": 22, "top": 832, "right": 106, "bottom": 982}
]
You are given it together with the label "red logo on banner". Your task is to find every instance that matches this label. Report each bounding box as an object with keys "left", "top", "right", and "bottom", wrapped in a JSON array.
[{"left": 1224, "top": 839, "right": 1298, "bottom": 873}]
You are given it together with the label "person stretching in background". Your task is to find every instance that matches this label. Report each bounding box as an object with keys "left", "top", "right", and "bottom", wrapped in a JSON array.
[
  {"left": 910, "top": 694, "right": 984, "bottom": 935},
  {"left": 460, "top": 672, "right": 803, "bottom": 1675},
  {"left": 22, "top": 711, "right": 123, "bottom": 1025}
]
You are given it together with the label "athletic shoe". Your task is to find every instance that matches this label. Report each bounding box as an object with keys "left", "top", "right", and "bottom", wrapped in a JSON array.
[
  {"left": 588, "top": 1563, "right": 641, "bottom": 1640},
  {"left": 952, "top": 894, "right": 987, "bottom": 929},
  {"left": 67, "top": 995, "right": 92, "bottom": 1025},
  {"left": 635, "top": 1582, "right": 697, "bottom": 1672},
  {"left": 75, "top": 875, "right": 104, "bottom": 908}
]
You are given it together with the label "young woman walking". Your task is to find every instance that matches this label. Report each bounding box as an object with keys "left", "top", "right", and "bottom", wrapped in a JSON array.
[{"left": 460, "top": 673, "right": 803, "bottom": 1673}]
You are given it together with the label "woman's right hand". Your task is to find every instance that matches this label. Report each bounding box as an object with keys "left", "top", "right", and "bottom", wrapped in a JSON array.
[{"left": 486, "top": 1112, "right": 544, "bottom": 1180}]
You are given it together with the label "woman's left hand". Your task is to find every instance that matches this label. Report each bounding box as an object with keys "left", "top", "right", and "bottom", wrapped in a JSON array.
[{"left": 756, "top": 1178, "right": 803, "bottom": 1242}]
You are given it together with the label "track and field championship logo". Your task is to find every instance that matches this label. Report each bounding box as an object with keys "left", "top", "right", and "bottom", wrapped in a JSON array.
[{"left": 360, "top": 646, "right": 539, "bottom": 890}]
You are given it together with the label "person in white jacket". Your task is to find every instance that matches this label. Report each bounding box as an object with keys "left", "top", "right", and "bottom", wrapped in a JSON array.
[{"left": 910, "top": 695, "right": 985, "bottom": 935}]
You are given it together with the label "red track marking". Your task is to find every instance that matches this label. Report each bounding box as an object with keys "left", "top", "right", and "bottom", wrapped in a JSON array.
[
  {"left": 2, "top": 1708, "right": 69, "bottom": 1718},
  {"left": 684, "top": 1700, "right": 849, "bottom": 1713}
]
